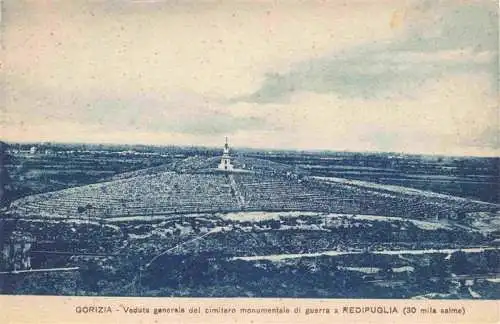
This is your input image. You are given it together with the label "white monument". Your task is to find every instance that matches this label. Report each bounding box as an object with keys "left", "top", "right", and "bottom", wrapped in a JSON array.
[{"left": 218, "top": 137, "right": 234, "bottom": 171}]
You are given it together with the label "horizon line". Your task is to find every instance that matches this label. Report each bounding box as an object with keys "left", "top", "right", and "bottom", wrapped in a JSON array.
[{"left": 2, "top": 139, "right": 498, "bottom": 159}]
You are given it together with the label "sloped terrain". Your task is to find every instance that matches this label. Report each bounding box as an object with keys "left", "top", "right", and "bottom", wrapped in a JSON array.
[
  {"left": 3, "top": 153, "right": 499, "bottom": 298},
  {"left": 11, "top": 172, "right": 239, "bottom": 218},
  {"left": 10, "top": 155, "right": 496, "bottom": 221}
]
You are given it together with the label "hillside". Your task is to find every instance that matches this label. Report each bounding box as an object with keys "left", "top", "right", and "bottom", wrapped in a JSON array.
[
  {"left": 3, "top": 154, "right": 499, "bottom": 298},
  {"left": 9, "top": 155, "right": 497, "bottom": 221}
]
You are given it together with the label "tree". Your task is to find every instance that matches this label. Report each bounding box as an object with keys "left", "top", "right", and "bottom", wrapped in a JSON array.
[
  {"left": 450, "top": 251, "right": 469, "bottom": 275},
  {"left": 80, "top": 261, "right": 101, "bottom": 292},
  {"left": 0, "top": 142, "right": 13, "bottom": 207}
]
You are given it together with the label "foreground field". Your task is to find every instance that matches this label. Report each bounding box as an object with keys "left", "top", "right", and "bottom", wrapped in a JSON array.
[{"left": 1, "top": 211, "right": 499, "bottom": 298}]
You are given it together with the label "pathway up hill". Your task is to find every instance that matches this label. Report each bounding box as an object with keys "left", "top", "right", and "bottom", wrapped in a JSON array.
[{"left": 8, "top": 155, "right": 497, "bottom": 221}]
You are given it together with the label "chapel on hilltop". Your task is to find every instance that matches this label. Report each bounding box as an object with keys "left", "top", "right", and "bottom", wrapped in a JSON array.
[{"left": 218, "top": 137, "right": 234, "bottom": 171}]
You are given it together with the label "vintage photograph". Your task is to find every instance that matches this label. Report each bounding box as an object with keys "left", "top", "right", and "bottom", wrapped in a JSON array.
[{"left": 1, "top": 0, "right": 499, "bottom": 301}]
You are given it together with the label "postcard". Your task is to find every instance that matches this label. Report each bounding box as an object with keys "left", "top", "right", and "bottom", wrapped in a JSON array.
[{"left": 1, "top": 0, "right": 499, "bottom": 323}]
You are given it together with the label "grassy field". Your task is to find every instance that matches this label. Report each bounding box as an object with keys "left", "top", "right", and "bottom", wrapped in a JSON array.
[
  {"left": 1, "top": 212, "right": 498, "bottom": 298},
  {"left": 246, "top": 151, "right": 499, "bottom": 203}
]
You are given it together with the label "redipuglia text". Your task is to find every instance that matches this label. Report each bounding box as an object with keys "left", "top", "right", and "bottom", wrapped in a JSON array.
[{"left": 343, "top": 306, "right": 398, "bottom": 314}]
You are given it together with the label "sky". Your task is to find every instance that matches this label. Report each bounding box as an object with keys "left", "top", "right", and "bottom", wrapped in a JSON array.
[{"left": 2, "top": 0, "right": 498, "bottom": 156}]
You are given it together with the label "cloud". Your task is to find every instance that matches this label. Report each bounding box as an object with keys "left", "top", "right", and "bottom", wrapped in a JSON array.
[
  {"left": 238, "top": 0, "right": 498, "bottom": 103},
  {"left": 81, "top": 92, "right": 267, "bottom": 135},
  {"left": 3, "top": 0, "right": 497, "bottom": 156},
  {"left": 3, "top": 0, "right": 397, "bottom": 99},
  {"left": 225, "top": 72, "right": 499, "bottom": 156},
  {"left": 3, "top": 81, "right": 267, "bottom": 137}
]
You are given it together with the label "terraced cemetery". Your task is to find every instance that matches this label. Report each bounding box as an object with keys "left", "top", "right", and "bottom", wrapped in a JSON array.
[
  {"left": 9, "top": 158, "right": 496, "bottom": 221},
  {"left": 1, "top": 147, "right": 499, "bottom": 298}
]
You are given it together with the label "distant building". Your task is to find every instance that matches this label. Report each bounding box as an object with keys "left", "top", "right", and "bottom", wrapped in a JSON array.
[
  {"left": 218, "top": 137, "right": 234, "bottom": 171},
  {"left": 29, "top": 146, "right": 38, "bottom": 155}
]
